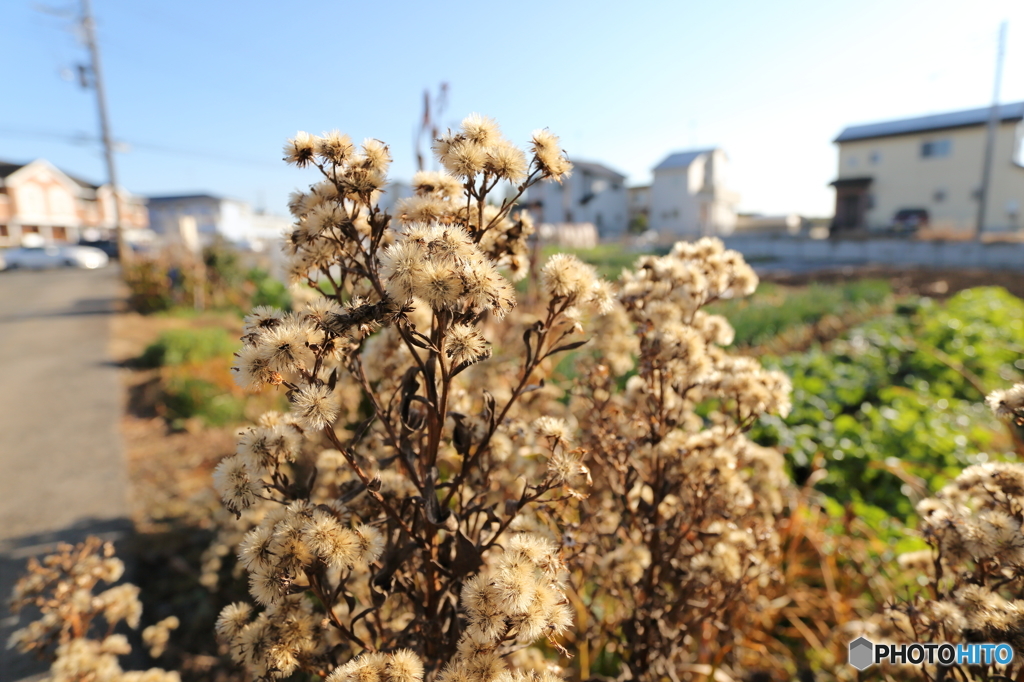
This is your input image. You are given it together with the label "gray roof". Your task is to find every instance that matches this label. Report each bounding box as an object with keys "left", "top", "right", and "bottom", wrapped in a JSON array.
[
  {"left": 0, "top": 159, "right": 99, "bottom": 189},
  {"left": 65, "top": 172, "right": 100, "bottom": 190},
  {"left": 570, "top": 160, "right": 626, "bottom": 181},
  {"left": 654, "top": 148, "right": 718, "bottom": 171},
  {"left": 835, "top": 101, "right": 1024, "bottom": 143},
  {"left": 0, "top": 161, "right": 26, "bottom": 178}
]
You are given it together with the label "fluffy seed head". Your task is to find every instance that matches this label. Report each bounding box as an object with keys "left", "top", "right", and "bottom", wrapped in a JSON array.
[
  {"left": 316, "top": 130, "right": 354, "bottom": 164},
  {"left": 530, "top": 129, "right": 572, "bottom": 181},
  {"left": 213, "top": 456, "right": 263, "bottom": 514},
  {"left": 542, "top": 253, "right": 596, "bottom": 300},
  {"left": 461, "top": 113, "right": 500, "bottom": 147},
  {"left": 291, "top": 384, "right": 339, "bottom": 431},
  {"left": 216, "top": 602, "right": 253, "bottom": 641},
  {"left": 446, "top": 324, "right": 490, "bottom": 367},
  {"left": 413, "top": 259, "right": 462, "bottom": 310},
  {"left": 284, "top": 132, "right": 316, "bottom": 167}
]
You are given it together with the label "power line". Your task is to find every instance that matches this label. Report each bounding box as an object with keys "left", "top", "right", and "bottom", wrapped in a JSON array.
[{"left": 0, "top": 126, "right": 282, "bottom": 168}]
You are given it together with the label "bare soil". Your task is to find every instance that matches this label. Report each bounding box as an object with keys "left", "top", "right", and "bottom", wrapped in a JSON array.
[
  {"left": 762, "top": 265, "right": 1024, "bottom": 300},
  {"left": 112, "top": 311, "right": 246, "bottom": 681}
]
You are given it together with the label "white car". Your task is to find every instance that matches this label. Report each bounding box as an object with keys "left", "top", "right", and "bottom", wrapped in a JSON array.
[{"left": 2, "top": 244, "right": 110, "bottom": 270}]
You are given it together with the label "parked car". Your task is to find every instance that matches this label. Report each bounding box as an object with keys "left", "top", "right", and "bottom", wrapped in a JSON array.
[
  {"left": 891, "top": 208, "right": 929, "bottom": 234},
  {"left": 1, "top": 244, "right": 109, "bottom": 270},
  {"left": 77, "top": 238, "right": 120, "bottom": 258}
]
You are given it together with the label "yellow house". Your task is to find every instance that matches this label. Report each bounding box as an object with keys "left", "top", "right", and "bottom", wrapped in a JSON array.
[{"left": 831, "top": 102, "right": 1024, "bottom": 236}]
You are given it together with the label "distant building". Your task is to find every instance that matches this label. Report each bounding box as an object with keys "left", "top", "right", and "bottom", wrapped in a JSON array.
[
  {"left": 649, "top": 148, "right": 739, "bottom": 237},
  {"left": 525, "top": 159, "right": 628, "bottom": 239},
  {"left": 0, "top": 159, "right": 148, "bottom": 247},
  {"left": 147, "top": 194, "right": 291, "bottom": 246},
  {"left": 832, "top": 101, "right": 1024, "bottom": 235},
  {"left": 379, "top": 181, "right": 414, "bottom": 215},
  {"left": 628, "top": 185, "right": 651, "bottom": 231}
]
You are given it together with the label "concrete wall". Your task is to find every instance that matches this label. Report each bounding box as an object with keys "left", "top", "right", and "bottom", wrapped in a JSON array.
[{"left": 722, "top": 236, "right": 1024, "bottom": 270}]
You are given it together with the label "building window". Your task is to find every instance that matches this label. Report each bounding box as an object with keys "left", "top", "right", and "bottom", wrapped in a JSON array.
[
  {"left": 934, "top": 189, "right": 946, "bottom": 203},
  {"left": 921, "top": 139, "right": 951, "bottom": 158},
  {"left": 1016, "top": 122, "right": 1024, "bottom": 166},
  {"left": 869, "top": 151, "right": 881, "bottom": 164},
  {"left": 22, "top": 225, "right": 39, "bottom": 234},
  {"left": 52, "top": 226, "right": 68, "bottom": 242},
  {"left": 0, "top": 225, "right": 7, "bottom": 238}
]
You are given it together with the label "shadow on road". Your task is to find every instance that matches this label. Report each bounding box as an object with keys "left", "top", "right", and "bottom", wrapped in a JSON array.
[{"left": 0, "top": 296, "right": 122, "bottom": 324}]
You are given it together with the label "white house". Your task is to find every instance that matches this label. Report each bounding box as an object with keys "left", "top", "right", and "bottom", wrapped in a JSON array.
[
  {"left": 147, "top": 194, "right": 291, "bottom": 247},
  {"left": 649, "top": 148, "right": 739, "bottom": 238},
  {"left": 378, "top": 181, "right": 414, "bottom": 215},
  {"left": 525, "top": 159, "right": 628, "bottom": 239}
]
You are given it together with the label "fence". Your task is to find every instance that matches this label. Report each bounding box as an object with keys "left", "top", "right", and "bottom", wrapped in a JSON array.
[{"left": 721, "top": 236, "right": 1024, "bottom": 270}]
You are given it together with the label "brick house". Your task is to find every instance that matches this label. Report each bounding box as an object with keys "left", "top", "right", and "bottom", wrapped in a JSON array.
[{"left": 0, "top": 159, "right": 148, "bottom": 247}]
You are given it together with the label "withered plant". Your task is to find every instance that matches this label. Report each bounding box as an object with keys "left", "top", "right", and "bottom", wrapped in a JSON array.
[
  {"left": 211, "top": 112, "right": 799, "bottom": 682},
  {"left": 7, "top": 537, "right": 180, "bottom": 682},
  {"left": 214, "top": 116, "right": 607, "bottom": 681},
  {"left": 565, "top": 241, "right": 793, "bottom": 681},
  {"left": 868, "top": 375, "right": 1024, "bottom": 681}
]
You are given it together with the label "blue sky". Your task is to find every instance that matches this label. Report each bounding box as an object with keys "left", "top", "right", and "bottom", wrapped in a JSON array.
[{"left": 3, "top": 0, "right": 1024, "bottom": 218}]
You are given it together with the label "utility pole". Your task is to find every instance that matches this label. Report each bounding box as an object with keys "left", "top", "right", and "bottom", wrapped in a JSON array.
[
  {"left": 80, "top": 0, "right": 129, "bottom": 260},
  {"left": 976, "top": 21, "right": 1008, "bottom": 241}
]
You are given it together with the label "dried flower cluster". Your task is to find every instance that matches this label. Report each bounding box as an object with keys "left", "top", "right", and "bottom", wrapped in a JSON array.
[
  {"left": 987, "top": 382, "right": 1024, "bottom": 426},
  {"left": 7, "top": 537, "right": 180, "bottom": 682},
  {"left": 566, "top": 239, "right": 793, "bottom": 680},
  {"left": 327, "top": 535, "right": 572, "bottom": 682},
  {"left": 213, "top": 116, "right": 600, "bottom": 681},
  {"left": 870, "top": 371, "right": 1024, "bottom": 680}
]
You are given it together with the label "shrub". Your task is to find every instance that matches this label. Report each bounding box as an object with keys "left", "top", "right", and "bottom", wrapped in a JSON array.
[
  {"left": 124, "top": 259, "right": 175, "bottom": 314},
  {"left": 250, "top": 267, "right": 290, "bottom": 310},
  {"left": 124, "top": 243, "right": 291, "bottom": 316},
  {"left": 754, "top": 289, "right": 1023, "bottom": 518},
  {"left": 866, "top": 371, "right": 1024, "bottom": 679},
  {"left": 709, "top": 279, "right": 892, "bottom": 348},
  {"left": 162, "top": 375, "right": 247, "bottom": 427},
  {"left": 138, "top": 327, "right": 239, "bottom": 368}
]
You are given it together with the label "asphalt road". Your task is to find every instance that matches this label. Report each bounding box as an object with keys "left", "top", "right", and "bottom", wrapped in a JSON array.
[{"left": 0, "top": 265, "right": 131, "bottom": 681}]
